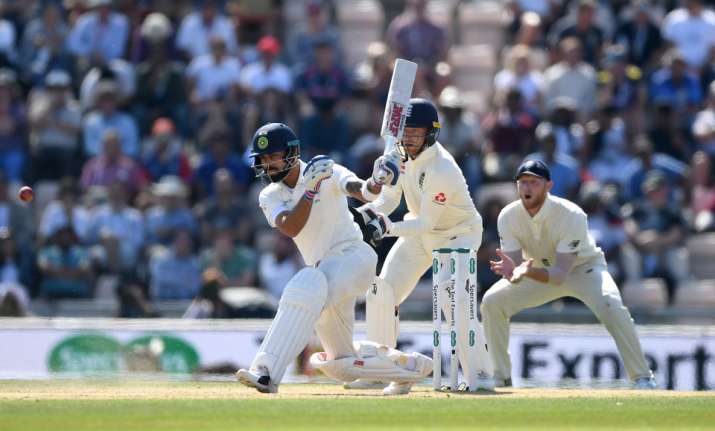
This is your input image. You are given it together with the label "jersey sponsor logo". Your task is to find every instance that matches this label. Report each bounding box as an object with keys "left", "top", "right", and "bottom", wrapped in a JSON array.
[
  {"left": 433, "top": 192, "right": 447, "bottom": 204},
  {"left": 418, "top": 172, "right": 426, "bottom": 190},
  {"left": 569, "top": 240, "right": 580, "bottom": 249},
  {"left": 257, "top": 136, "right": 269, "bottom": 149},
  {"left": 353, "top": 360, "right": 364, "bottom": 367}
]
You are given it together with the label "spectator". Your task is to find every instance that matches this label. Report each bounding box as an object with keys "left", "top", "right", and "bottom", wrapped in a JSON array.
[
  {"left": 548, "top": 97, "right": 586, "bottom": 158},
  {"left": 510, "top": 12, "right": 549, "bottom": 68},
  {"left": 67, "top": 0, "right": 129, "bottom": 68},
  {"left": 649, "top": 49, "right": 702, "bottom": 127},
  {"left": 39, "top": 177, "right": 90, "bottom": 243},
  {"left": 239, "top": 35, "right": 292, "bottom": 96},
  {"left": 476, "top": 197, "right": 506, "bottom": 296},
  {"left": 20, "top": 3, "right": 72, "bottom": 86},
  {"left": 690, "top": 151, "right": 715, "bottom": 232},
  {"left": 79, "top": 59, "right": 137, "bottom": 111},
  {"left": 116, "top": 273, "right": 159, "bottom": 318},
  {"left": 286, "top": 0, "right": 342, "bottom": 72},
  {"left": 130, "top": 11, "right": 175, "bottom": 64},
  {"left": 176, "top": 0, "right": 238, "bottom": 60},
  {"left": 494, "top": 44, "right": 545, "bottom": 112},
  {"left": 298, "top": 94, "right": 349, "bottom": 159},
  {"left": 0, "top": 69, "right": 27, "bottom": 183},
  {"left": 134, "top": 16, "right": 186, "bottom": 133},
  {"left": 548, "top": 0, "right": 605, "bottom": 66},
  {"left": 146, "top": 176, "right": 197, "bottom": 247},
  {"left": 80, "top": 129, "right": 148, "bottom": 193},
  {"left": 585, "top": 105, "right": 633, "bottom": 186},
  {"left": 258, "top": 233, "right": 300, "bottom": 300},
  {"left": 28, "top": 70, "right": 82, "bottom": 181},
  {"left": 38, "top": 225, "right": 93, "bottom": 299},
  {"left": 525, "top": 122, "right": 581, "bottom": 199},
  {"left": 86, "top": 180, "right": 144, "bottom": 274},
  {"left": 386, "top": 0, "right": 448, "bottom": 69},
  {"left": 0, "top": 13, "right": 15, "bottom": 69},
  {"left": 186, "top": 36, "right": 241, "bottom": 106},
  {"left": 622, "top": 171, "right": 689, "bottom": 303},
  {"left": 242, "top": 87, "right": 294, "bottom": 148},
  {"left": 195, "top": 128, "right": 249, "bottom": 197},
  {"left": 692, "top": 81, "right": 715, "bottom": 156},
  {"left": 580, "top": 182, "right": 628, "bottom": 280},
  {"left": 482, "top": 88, "right": 538, "bottom": 181},
  {"left": 295, "top": 37, "right": 350, "bottom": 117},
  {"left": 0, "top": 171, "right": 32, "bottom": 251},
  {"left": 82, "top": 82, "right": 140, "bottom": 158},
  {"left": 195, "top": 168, "right": 250, "bottom": 245},
  {"left": 0, "top": 227, "right": 32, "bottom": 298},
  {"left": 183, "top": 267, "right": 230, "bottom": 318},
  {"left": 141, "top": 118, "right": 191, "bottom": 182},
  {"left": 597, "top": 44, "right": 644, "bottom": 117},
  {"left": 613, "top": 0, "right": 664, "bottom": 69},
  {"left": 437, "top": 86, "right": 483, "bottom": 190},
  {"left": 648, "top": 101, "right": 692, "bottom": 162},
  {"left": 200, "top": 228, "right": 257, "bottom": 287},
  {"left": 624, "top": 135, "right": 688, "bottom": 201},
  {"left": 544, "top": 37, "right": 598, "bottom": 119},
  {"left": 149, "top": 229, "right": 201, "bottom": 300},
  {"left": 661, "top": 0, "right": 715, "bottom": 70}
]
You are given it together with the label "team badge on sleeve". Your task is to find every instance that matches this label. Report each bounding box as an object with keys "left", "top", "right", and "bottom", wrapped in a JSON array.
[{"left": 433, "top": 192, "right": 447, "bottom": 204}]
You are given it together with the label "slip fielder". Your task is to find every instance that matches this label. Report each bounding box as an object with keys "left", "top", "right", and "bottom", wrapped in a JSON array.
[
  {"left": 484, "top": 159, "right": 657, "bottom": 389},
  {"left": 236, "top": 123, "right": 431, "bottom": 395}
]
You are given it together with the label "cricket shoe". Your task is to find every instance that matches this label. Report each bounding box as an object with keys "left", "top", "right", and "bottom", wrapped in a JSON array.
[
  {"left": 633, "top": 376, "right": 657, "bottom": 390},
  {"left": 494, "top": 378, "right": 512, "bottom": 388},
  {"left": 469, "top": 373, "right": 496, "bottom": 391},
  {"left": 343, "top": 379, "right": 388, "bottom": 390},
  {"left": 236, "top": 367, "right": 277, "bottom": 393}
]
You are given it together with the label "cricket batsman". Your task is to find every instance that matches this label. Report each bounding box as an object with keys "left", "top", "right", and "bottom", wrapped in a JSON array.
[
  {"left": 354, "top": 98, "right": 495, "bottom": 392},
  {"left": 484, "top": 159, "right": 657, "bottom": 389},
  {"left": 236, "top": 123, "right": 432, "bottom": 395}
]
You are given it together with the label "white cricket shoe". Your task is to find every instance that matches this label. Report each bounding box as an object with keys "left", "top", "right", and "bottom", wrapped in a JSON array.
[
  {"left": 494, "top": 378, "right": 512, "bottom": 388},
  {"left": 633, "top": 376, "right": 657, "bottom": 390},
  {"left": 236, "top": 367, "right": 277, "bottom": 393},
  {"left": 343, "top": 379, "right": 388, "bottom": 390},
  {"left": 469, "top": 373, "right": 496, "bottom": 391},
  {"left": 382, "top": 381, "right": 414, "bottom": 396}
]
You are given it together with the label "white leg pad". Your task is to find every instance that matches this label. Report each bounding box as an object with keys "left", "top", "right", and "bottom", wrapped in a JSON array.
[
  {"left": 366, "top": 277, "right": 399, "bottom": 348},
  {"left": 310, "top": 341, "right": 432, "bottom": 383},
  {"left": 252, "top": 267, "right": 328, "bottom": 383}
]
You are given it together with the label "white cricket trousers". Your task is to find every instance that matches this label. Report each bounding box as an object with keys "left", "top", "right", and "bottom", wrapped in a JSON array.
[{"left": 481, "top": 261, "right": 653, "bottom": 382}]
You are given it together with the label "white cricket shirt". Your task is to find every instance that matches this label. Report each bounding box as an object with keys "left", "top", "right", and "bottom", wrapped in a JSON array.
[
  {"left": 497, "top": 194, "right": 606, "bottom": 268},
  {"left": 370, "top": 142, "right": 482, "bottom": 237},
  {"left": 258, "top": 161, "right": 362, "bottom": 266}
]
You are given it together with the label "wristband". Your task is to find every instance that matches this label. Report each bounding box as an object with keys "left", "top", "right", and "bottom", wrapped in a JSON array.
[
  {"left": 303, "top": 190, "right": 316, "bottom": 201},
  {"left": 361, "top": 180, "right": 380, "bottom": 202}
]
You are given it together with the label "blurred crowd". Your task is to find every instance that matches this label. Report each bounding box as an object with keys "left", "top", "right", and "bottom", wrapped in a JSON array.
[{"left": 0, "top": 0, "right": 714, "bottom": 318}]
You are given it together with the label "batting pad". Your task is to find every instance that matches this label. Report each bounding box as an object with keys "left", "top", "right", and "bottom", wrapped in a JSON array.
[
  {"left": 252, "top": 268, "right": 328, "bottom": 383},
  {"left": 310, "top": 341, "right": 432, "bottom": 383},
  {"left": 366, "top": 277, "right": 398, "bottom": 348}
]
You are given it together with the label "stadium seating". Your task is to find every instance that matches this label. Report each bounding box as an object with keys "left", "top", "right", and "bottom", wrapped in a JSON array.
[{"left": 621, "top": 279, "right": 668, "bottom": 311}]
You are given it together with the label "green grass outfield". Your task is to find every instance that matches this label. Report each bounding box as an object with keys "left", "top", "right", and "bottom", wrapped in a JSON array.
[{"left": 0, "top": 380, "right": 713, "bottom": 430}]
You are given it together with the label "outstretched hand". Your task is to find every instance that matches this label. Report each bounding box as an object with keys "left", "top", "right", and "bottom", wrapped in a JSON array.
[
  {"left": 489, "top": 249, "right": 516, "bottom": 279},
  {"left": 509, "top": 259, "right": 533, "bottom": 284}
]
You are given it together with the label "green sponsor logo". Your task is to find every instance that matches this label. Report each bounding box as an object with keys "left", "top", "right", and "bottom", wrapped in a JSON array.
[
  {"left": 48, "top": 333, "right": 122, "bottom": 373},
  {"left": 433, "top": 331, "right": 440, "bottom": 347},
  {"left": 450, "top": 258, "right": 455, "bottom": 274},
  {"left": 451, "top": 331, "right": 457, "bottom": 347},
  {"left": 469, "top": 330, "right": 475, "bottom": 347},
  {"left": 48, "top": 333, "right": 200, "bottom": 374},
  {"left": 469, "top": 258, "right": 476, "bottom": 274},
  {"left": 126, "top": 335, "right": 200, "bottom": 373},
  {"left": 257, "top": 136, "right": 269, "bottom": 150},
  {"left": 432, "top": 258, "right": 438, "bottom": 274}
]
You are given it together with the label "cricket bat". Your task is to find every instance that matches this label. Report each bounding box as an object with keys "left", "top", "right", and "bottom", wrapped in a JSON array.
[{"left": 376, "top": 58, "right": 417, "bottom": 184}]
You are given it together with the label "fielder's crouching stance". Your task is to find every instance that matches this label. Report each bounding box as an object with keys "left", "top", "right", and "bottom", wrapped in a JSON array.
[
  {"left": 236, "top": 123, "right": 431, "bottom": 395},
  {"left": 353, "top": 99, "right": 494, "bottom": 392},
  {"left": 484, "top": 159, "right": 656, "bottom": 389}
]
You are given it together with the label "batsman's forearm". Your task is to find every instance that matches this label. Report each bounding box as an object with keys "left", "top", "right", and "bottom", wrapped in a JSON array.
[{"left": 275, "top": 196, "right": 313, "bottom": 238}]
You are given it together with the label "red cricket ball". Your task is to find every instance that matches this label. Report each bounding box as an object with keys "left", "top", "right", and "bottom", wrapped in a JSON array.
[{"left": 18, "top": 186, "right": 33, "bottom": 202}]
